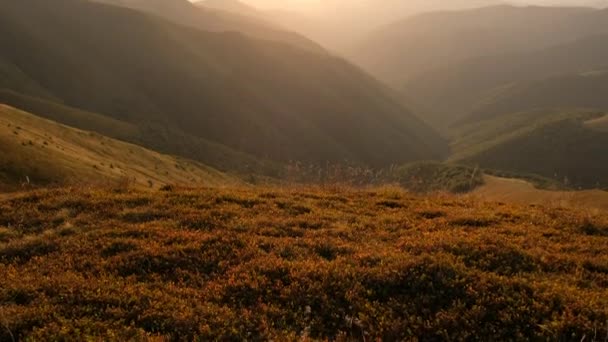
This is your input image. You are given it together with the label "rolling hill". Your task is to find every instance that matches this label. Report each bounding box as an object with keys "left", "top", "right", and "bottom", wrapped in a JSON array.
[
  {"left": 0, "top": 89, "right": 279, "bottom": 176},
  {"left": 450, "top": 109, "right": 608, "bottom": 188},
  {"left": 465, "top": 70, "right": 608, "bottom": 123},
  {"left": 0, "top": 104, "right": 237, "bottom": 190},
  {"left": 350, "top": 5, "right": 608, "bottom": 128},
  {"left": 408, "top": 34, "right": 608, "bottom": 127},
  {"left": 354, "top": 5, "right": 603, "bottom": 86},
  {"left": 0, "top": 0, "right": 447, "bottom": 168}
]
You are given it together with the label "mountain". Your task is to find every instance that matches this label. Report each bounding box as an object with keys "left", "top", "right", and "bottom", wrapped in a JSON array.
[
  {"left": 0, "top": 104, "right": 237, "bottom": 190},
  {"left": 0, "top": 89, "right": 275, "bottom": 176},
  {"left": 450, "top": 109, "right": 608, "bottom": 188},
  {"left": 465, "top": 70, "right": 608, "bottom": 123},
  {"left": 267, "top": 0, "right": 503, "bottom": 53},
  {"left": 407, "top": 34, "right": 608, "bottom": 127},
  {"left": 91, "top": 0, "right": 321, "bottom": 52},
  {"left": 353, "top": 5, "right": 600, "bottom": 85},
  {"left": 0, "top": 0, "right": 446, "bottom": 168},
  {"left": 350, "top": 5, "right": 608, "bottom": 128}
]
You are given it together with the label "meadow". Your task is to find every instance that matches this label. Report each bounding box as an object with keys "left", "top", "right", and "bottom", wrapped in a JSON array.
[{"left": 1, "top": 185, "right": 607, "bottom": 340}]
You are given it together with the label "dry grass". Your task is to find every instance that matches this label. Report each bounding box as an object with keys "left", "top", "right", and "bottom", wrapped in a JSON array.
[
  {"left": 473, "top": 175, "right": 608, "bottom": 212},
  {"left": 0, "top": 104, "right": 237, "bottom": 190},
  {"left": 0, "top": 185, "right": 607, "bottom": 340}
]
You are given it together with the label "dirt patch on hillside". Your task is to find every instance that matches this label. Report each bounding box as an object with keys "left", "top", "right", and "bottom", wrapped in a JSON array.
[{"left": 472, "top": 175, "right": 608, "bottom": 212}]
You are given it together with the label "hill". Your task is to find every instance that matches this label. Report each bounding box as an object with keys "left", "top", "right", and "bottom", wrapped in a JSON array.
[
  {"left": 0, "top": 0, "right": 447, "bottom": 168},
  {"left": 0, "top": 185, "right": 606, "bottom": 340},
  {"left": 408, "top": 35, "right": 608, "bottom": 127},
  {"left": 0, "top": 89, "right": 279, "bottom": 176},
  {"left": 0, "top": 104, "right": 237, "bottom": 190},
  {"left": 353, "top": 5, "right": 602, "bottom": 86},
  {"left": 450, "top": 109, "right": 608, "bottom": 188},
  {"left": 466, "top": 71, "right": 608, "bottom": 123},
  {"left": 472, "top": 175, "right": 608, "bottom": 212},
  {"left": 350, "top": 5, "right": 608, "bottom": 128},
  {"left": 91, "top": 0, "right": 320, "bottom": 52}
]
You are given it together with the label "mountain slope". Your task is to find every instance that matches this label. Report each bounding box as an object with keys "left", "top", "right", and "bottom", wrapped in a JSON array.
[
  {"left": 407, "top": 34, "right": 608, "bottom": 127},
  {"left": 0, "top": 0, "right": 447, "bottom": 167},
  {"left": 0, "top": 104, "right": 237, "bottom": 190},
  {"left": 91, "top": 0, "right": 321, "bottom": 52},
  {"left": 465, "top": 71, "right": 608, "bottom": 123},
  {"left": 350, "top": 6, "right": 608, "bottom": 128},
  {"left": 450, "top": 110, "right": 608, "bottom": 188},
  {"left": 0, "top": 89, "right": 279, "bottom": 176},
  {"left": 354, "top": 5, "right": 601, "bottom": 86}
]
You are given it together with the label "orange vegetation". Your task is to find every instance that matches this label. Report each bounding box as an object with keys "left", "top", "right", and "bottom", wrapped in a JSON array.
[{"left": 0, "top": 185, "right": 607, "bottom": 340}]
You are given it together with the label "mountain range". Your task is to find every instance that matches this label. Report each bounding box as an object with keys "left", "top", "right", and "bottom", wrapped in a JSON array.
[
  {"left": 0, "top": 0, "right": 447, "bottom": 178},
  {"left": 351, "top": 5, "right": 608, "bottom": 128}
]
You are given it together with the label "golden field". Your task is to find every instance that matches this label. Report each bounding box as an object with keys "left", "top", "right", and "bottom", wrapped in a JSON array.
[{"left": 0, "top": 185, "right": 607, "bottom": 340}]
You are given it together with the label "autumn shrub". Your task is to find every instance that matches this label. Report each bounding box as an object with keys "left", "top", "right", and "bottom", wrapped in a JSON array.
[{"left": 0, "top": 186, "right": 606, "bottom": 340}]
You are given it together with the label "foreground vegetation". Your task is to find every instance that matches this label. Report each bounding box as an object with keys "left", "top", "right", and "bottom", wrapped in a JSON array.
[{"left": 1, "top": 186, "right": 607, "bottom": 340}]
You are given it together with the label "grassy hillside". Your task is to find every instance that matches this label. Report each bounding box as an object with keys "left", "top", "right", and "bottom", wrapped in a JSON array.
[
  {"left": 406, "top": 34, "right": 608, "bottom": 127},
  {"left": 0, "top": 186, "right": 606, "bottom": 340},
  {"left": 465, "top": 70, "right": 608, "bottom": 123},
  {"left": 451, "top": 110, "right": 608, "bottom": 188},
  {"left": 0, "top": 0, "right": 446, "bottom": 167},
  {"left": 0, "top": 104, "right": 237, "bottom": 190},
  {"left": 0, "top": 89, "right": 280, "bottom": 176},
  {"left": 473, "top": 175, "right": 608, "bottom": 212}
]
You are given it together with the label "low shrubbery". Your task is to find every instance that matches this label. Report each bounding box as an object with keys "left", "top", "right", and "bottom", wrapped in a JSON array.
[{"left": 0, "top": 186, "right": 606, "bottom": 340}]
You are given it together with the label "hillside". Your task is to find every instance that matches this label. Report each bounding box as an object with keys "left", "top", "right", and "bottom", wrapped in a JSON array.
[
  {"left": 450, "top": 109, "right": 608, "bottom": 188},
  {"left": 0, "top": 104, "right": 237, "bottom": 190},
  {"left": 1, "top": 185, "right": 606, "bottom": 340},
  {"left": 0, "top": 89, "right": 279, "bottom": 176},
  {"left": 473, "top": 175, "right": 608, "bottom": 212},
  {"left": 353, "top": 5, "right": 603, "bottom": 86},
  {"left": 466, "top": 71, "right": 608, "bottom": 123},
  {"left": 408, "top": 35, "right": 608, "bottom": 127},
  {"left": 349, "top": 5, "right": 608, "bottom": 128},
  {"left": 0, "top": 0, "right": 447, "bottom": 168},
  {"left": 91, "top": 0, "right": 320, "bottom": 52}
]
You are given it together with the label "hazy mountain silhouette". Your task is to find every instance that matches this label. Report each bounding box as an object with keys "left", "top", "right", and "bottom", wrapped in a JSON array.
[
  {"left": 0, "top": 0, "right": 447, "bottom": 169},
  {"left": 92, "top": 0, "right": 323, "bottom": 52},
  {"left": 351, "top": 5, "right": 608, "bottom": 128}
]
